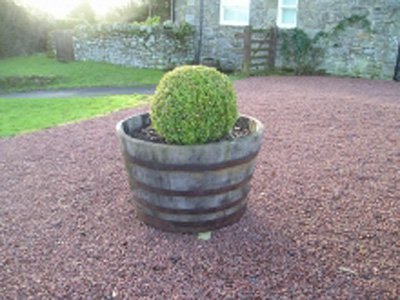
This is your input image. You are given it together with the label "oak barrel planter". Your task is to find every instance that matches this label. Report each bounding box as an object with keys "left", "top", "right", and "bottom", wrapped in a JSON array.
[{"left": 116, "top": 113, "right": 264, "bottom": 233}]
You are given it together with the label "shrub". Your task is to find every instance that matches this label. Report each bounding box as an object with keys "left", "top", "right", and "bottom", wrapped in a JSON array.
[
  {"left": 137, "top": 16, "right": 161, "bottom": 26},
  {"left": 151, "top": 65, "right": 238, "bottom": 145},
  {"left": 0, "top": 75, "right": 59, "bottom": 91},
  {"left": 0, "top": 0, "right": 49, "bottom": 58},
  {"left": 279, "top": 28, "right": 322, "bottom": 75}
]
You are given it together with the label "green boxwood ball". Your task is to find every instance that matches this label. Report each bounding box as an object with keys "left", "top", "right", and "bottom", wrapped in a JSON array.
[{"left": 150, "top": 65, "right": 238, "bottom": 145}]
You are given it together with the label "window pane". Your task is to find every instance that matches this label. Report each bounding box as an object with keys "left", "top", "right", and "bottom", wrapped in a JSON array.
[
  {"left": 222, "top": 0, "right": 249, "bottom": 7},
  {"left": 282, "top": 9, "right": 296, "bottom": 24},
  {"left": 282, "top": 0, "right": 297, "bottom": 6},
  {"left": 224, "top": 7, "right": 249, "bottom": 24},
  {"left": 220, "top": 0, "right": 250, "bottom": 25}
]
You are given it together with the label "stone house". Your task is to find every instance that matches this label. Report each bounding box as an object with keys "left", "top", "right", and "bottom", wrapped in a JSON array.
[{"left": 172, "top": 0, "right": 400, "bottom": 79}]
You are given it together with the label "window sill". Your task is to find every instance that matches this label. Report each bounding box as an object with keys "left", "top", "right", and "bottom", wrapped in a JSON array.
[
  {"left": 220, "top": 22, "right": 249, "bottom": 27},
  {"left": 277, "top": 23, "right": 297, "bottom": 29}
]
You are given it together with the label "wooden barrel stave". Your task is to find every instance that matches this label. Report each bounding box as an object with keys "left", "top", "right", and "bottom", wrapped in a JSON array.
[
  {"left": 131, "top": 186, "right": 250, "bottom": 212},
  {"left": 126, "top": 160, "right": 256, "bottom": 192},
  {"left": 136, "top": 205, "right": 247, "bottom": 233},
  {"left": 136, "top": 198, "right": 247, "bottom": 223}
]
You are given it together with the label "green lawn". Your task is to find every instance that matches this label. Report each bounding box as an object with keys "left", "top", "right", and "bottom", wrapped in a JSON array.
[
  {"left": 0, "top": 55, "right": 248, "bottom": 137},
  {"left": 0, "top": 95, "right": 148, "bottom": 137},
  {"left": 0, "top": 55, "right": 164, "bottom": 92}
]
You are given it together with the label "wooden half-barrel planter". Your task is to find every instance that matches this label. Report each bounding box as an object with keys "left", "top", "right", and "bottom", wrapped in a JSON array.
[{"left": 116, "top": 113, "right": 264, "bottom": 233}]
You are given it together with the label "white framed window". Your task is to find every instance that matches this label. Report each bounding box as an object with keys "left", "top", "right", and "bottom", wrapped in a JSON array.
[
  {"left": 220, "top": 0, "right": 250, "bottom": 26},
  {"left": 277, "top": 0, "right": 298, "bottom": 28}
]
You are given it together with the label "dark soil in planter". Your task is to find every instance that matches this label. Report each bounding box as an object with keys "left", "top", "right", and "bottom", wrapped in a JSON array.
[{"left": 130, "top": 116, "right": 251, "bottom": 144}]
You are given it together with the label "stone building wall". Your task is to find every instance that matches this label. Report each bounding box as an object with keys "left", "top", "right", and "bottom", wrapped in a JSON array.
[
  {"left": 174, "top": 0, "right": 400, "bottom": 79},
  {"left": 71, "top": 24, "right": 195, "bottom": 70},
  {"left": 174, "top": 0, "right": 279, "bottom": 70},
  {"left": 297, "top": 0, "right": 400, "bottom": 79}
]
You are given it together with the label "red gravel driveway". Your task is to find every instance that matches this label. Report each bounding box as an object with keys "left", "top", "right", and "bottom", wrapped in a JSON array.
[{"left": 1, "top": 76, "right": 399, "bottom": 298}]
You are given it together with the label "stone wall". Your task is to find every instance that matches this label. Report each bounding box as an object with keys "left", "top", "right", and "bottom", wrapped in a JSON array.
[
  {"left": 297, "top": 0, "right": 400, "bottom": 79},
  {"left": 174, "top": 0, "right": 400, "bottom": 79},
  {"left": 174, "top": 0, "right": 279, "bottom": 71},
  {"left": 71, "top": 23, "right": 195, "bottom": 69},
  {"left": 175, "top": 0, "right": 278, "bottom": 70},
  {"left": 174, "top": 0, "right": 248, "bottom": 70}
]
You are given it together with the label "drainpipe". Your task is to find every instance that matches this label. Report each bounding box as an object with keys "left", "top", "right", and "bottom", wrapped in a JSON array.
[
  {"left": 171, "top": 0, "right": 176, "bottom": 22},
  {"left": 195, "top": 0, "right": 204, "bottom": 64},
  {"left": 394, "top": 41, "right": 400, "bottom": 81}
]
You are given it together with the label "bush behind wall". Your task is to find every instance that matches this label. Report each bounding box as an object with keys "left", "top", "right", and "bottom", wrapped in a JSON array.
[{"left": 0, "top": 0, "right": 49, "bottom": 58}]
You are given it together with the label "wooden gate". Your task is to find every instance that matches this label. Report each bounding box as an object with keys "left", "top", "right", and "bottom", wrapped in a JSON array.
[
  {"left": 53, "top": 30, "right": 75, "bottom": 62},
  {"left": 243, "top": 26, "right": 277, "bottom": 75}
]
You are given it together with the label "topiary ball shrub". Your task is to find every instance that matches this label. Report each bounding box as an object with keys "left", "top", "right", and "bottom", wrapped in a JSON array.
[{"left": 150, "top": 65, "right": 238, "bottom": 145}]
